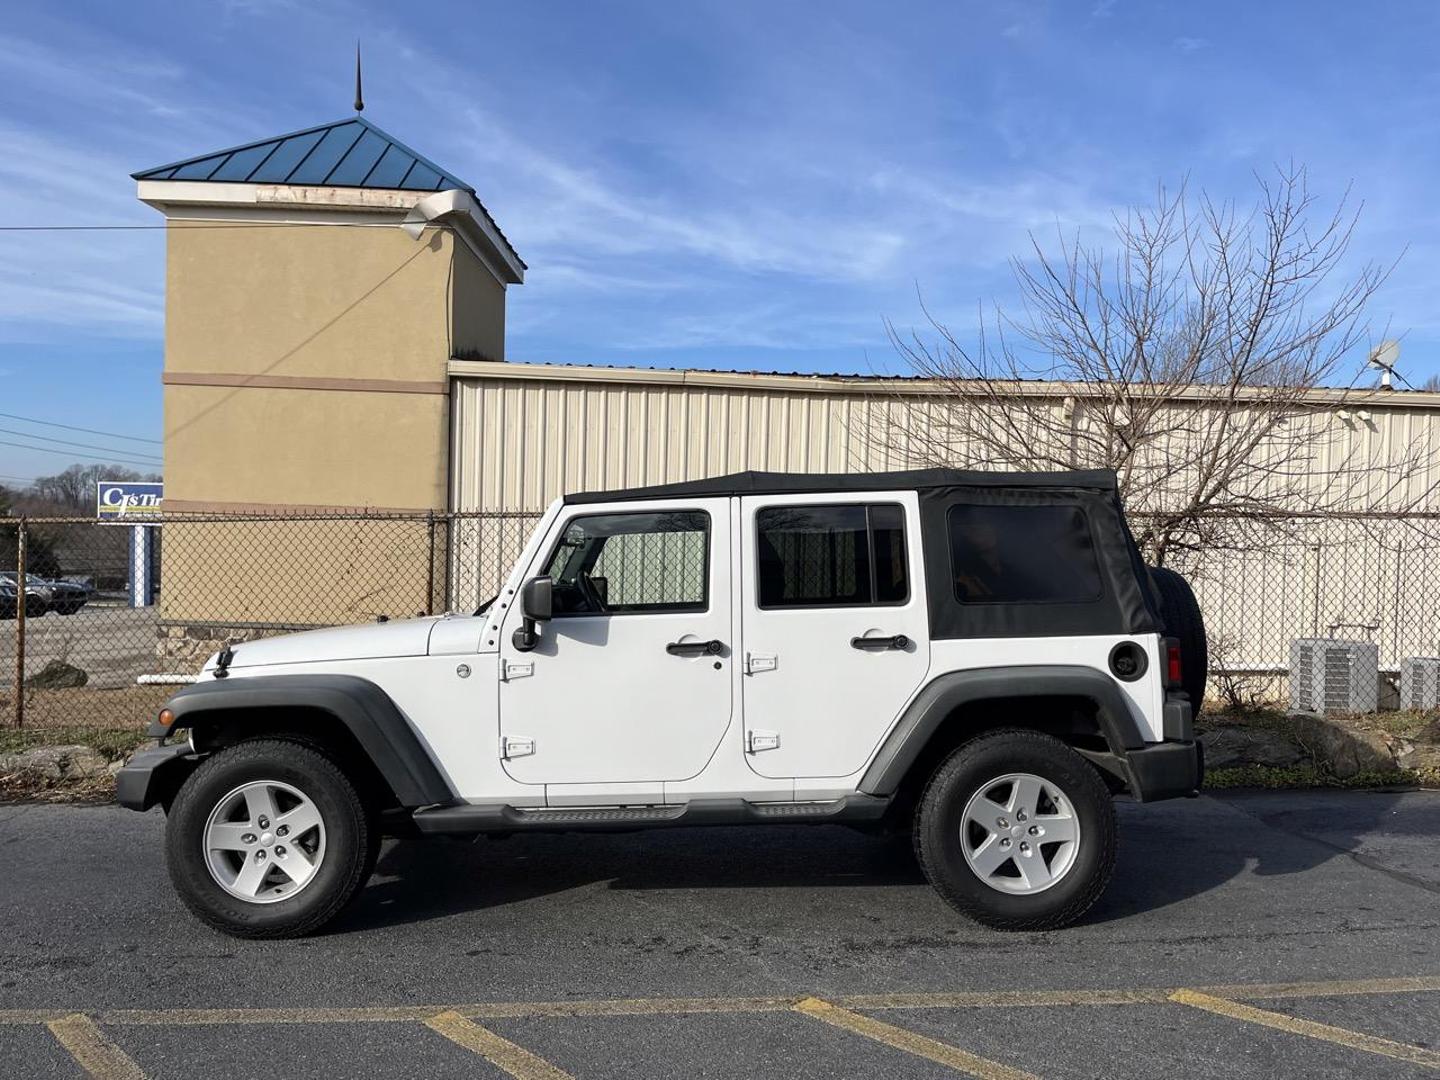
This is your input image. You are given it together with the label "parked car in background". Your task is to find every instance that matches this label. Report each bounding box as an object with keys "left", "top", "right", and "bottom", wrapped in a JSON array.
[
  {"left": 0, "top": 572, "right": 48, "bottom": 618},
  {"left": 35, "top": 577, "right": 94, "bottom": 615}
]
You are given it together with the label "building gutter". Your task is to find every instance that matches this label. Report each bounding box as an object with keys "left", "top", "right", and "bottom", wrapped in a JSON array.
[
  {"left": 402, "top": 190, "right": 525, "bottom": 285},
  {"left": 445, "top": 359, "right": 1440, "bottom": 409}
]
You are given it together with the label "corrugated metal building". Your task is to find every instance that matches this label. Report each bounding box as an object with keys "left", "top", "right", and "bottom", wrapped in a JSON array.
[{"left": 447, "top": 358, "right": 1440, "bottom": 513}]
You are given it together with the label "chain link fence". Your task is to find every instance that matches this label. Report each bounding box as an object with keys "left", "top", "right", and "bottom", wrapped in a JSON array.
[
  {"left": 0, "top": 511, "right": 541, "bottom": 731},
  {"left": 3, "top": 508, "right": 1439, "bottom": 731}
]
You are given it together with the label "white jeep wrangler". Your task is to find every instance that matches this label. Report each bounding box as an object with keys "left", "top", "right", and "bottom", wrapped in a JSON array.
[{"left": 118, "top": 469, "right": 1206, "bottom": 938}]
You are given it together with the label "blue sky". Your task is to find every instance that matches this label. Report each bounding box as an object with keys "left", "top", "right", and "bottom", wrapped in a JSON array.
[{"left": 3, "top": 0, "right": 1440, "bottom": 484}]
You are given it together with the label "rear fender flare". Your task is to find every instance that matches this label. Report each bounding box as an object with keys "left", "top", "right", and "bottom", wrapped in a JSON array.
[{"left": 859, "top": 665, "right": 1145, "bottom": 796}]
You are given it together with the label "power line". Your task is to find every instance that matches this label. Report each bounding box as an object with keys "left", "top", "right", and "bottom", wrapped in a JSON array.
[
  {"left": 0, "top": 438, "right": 162, "bottom": 469},
  {"left": 0, "top": 221, "right": 459, "bottom": 232},
  {"left": 0, "top": 426, "right": 162, "bottom": 462},
  {"left": 0, "top": 411, "right": 161, "bottom": 445}
]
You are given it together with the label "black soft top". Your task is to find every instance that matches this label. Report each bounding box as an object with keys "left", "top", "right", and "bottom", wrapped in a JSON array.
[
  {"left": 565, "top": 468, "right": 1118, "bottom": 504},
  {"left": 563, "top": 466, "right": 1161, "bottom": 641}
]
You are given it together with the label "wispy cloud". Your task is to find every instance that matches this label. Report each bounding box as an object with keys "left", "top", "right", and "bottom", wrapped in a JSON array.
[{"left": 3, "top": 0, "right": 1440, "bottom": 389}]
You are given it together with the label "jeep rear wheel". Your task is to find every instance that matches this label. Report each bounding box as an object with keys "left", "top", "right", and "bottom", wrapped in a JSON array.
[
  {"left": 165, "top": 739, "right": 376, "bottom": 938},
  {"left": 915, "top": 729, "right": 1116, "bottom": 930}
]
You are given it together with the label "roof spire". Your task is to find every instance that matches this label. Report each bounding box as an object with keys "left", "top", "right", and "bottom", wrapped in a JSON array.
[{"left": 353, "top": 41, "right": 364, "bottom": 113}]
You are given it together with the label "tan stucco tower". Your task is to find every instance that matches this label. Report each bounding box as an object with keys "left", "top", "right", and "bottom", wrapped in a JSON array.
[
  {"left": 135, "top": 116, "right": 524, "bottom": 515},
  {"left": 135, "top": 117, "right": 523, "bottom": 641}
]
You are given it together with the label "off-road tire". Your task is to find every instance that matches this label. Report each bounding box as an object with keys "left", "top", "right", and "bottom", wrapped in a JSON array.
[
  {"left": 1149, "top": 565, "right": 1207, "bottom": 715},
  {"left": 166, "top": 738, "right": 376, "bottom": 938},
  {"left": 914, "top": 729, "right": 1116, "bottom": 930}
]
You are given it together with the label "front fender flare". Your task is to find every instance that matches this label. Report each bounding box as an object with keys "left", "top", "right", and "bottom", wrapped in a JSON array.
[
  {"left": 152, "top": 674, "right": 453, "bottom": 808},
  {"left": 858, "top": 665, "right": 1145, "bottom": 796}
]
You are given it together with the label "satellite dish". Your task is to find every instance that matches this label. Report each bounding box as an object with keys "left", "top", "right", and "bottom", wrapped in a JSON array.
[{"left": 1368, "top": 340, "right": 1400, "bottom": 389}]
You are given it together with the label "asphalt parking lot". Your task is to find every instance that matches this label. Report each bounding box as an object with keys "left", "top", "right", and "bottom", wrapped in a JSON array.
[
  {"left": 0, "top": 604, "right": 161, "bottom": 690},
  {"left": 1, "top": 790, "right": 1438, "bottom": 1078}
]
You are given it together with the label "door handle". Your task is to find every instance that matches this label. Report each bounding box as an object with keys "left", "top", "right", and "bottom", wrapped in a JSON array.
[
  {"left": 666, "top": 638, "right": 725, "bottom": 657},
  {"left": 850, "top": 634, "right": 910, "bottom": 651}
]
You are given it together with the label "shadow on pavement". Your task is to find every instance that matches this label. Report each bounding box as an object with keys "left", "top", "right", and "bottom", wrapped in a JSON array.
[{"left": 334, "top": 790, "right": 1434, "bottom": 935}]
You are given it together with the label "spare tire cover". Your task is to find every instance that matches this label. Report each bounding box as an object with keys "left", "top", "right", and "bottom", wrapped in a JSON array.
[{"left": 1148, "top": 565, "right": 1208, "bottom": 717}]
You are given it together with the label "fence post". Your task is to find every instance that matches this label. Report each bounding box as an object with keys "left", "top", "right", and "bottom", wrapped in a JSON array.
[
  {"left": 1391, "top": 540, "right": 1403, "bottom": 667},
  {"left": 441, "top": 513, "right": 452, "bottom": 615},
  {"left": 13, "top": 517, "right": 25, "bottom": 729},
  {"left": 425, "top": 510, "right": 436, "bottom": 616},
  {"left": 1310, "top": 542, "right": 1322, "bottom": 637}
]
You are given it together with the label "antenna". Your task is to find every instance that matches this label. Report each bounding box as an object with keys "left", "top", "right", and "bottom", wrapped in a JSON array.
[
  {"left": 1368, "top": 340, "right": 1400, "bottom": 390},
  {"left": 354, "top": 41, "right": 364, "bottom": 113}
]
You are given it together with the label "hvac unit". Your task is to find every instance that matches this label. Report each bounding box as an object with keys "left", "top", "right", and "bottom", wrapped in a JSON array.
[
  {"left": 1399, "top": 657, "right": 1440, "bottom": 710},
  {"left": 1289, "top": 638, "right": 1379, "bottom": 714}
]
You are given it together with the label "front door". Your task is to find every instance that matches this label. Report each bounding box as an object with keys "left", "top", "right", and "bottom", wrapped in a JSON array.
[
  {"left": 498, "top": 500, "right": 733, "bottom": 788},
  {"left": 739, "top": 492, "right": 930, "bottom": 780}
]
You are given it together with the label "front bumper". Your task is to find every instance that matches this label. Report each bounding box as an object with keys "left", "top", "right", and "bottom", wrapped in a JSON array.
[
  {"left": 1124, "top": 738, "right": 1203, "bottom": 802},
  {"left": 115, "top": 743, "right": 198, "bottom": 811}
]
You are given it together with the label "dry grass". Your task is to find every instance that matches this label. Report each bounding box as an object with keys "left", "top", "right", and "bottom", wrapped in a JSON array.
[
  {"left": 1201, "top": 703, "right": 1440, "bottom": 739},
  {"left": 0, "top": 684, "right": 170, "bottom": 731}
]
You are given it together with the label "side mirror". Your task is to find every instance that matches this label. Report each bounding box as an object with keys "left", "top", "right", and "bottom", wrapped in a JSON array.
[
  {"left": 522, "top": 576, "right": 553, "bottom": 621},
  {"left": 512, "top": 576, "right": 552, "bottom": 652}
]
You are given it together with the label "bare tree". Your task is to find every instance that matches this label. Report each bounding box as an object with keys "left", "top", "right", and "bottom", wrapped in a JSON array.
[
  {"left": 30, "top": 464, "right": 161, "bottom": 514},
  {"left": 874, "top": 167, "right": 1431, "bottom": 565}
]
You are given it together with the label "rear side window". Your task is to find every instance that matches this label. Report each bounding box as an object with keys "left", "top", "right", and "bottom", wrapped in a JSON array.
[
  {"left": 757, "top": 504, "right": 908, "bottom": 608},
  {"left": 948, "top": 504, "right": 1102, "bottom": 604}
]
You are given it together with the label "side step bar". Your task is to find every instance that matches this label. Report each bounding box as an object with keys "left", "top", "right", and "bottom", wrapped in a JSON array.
[{"left": 411, "top": 795, "right": 890, "bottom": 836}]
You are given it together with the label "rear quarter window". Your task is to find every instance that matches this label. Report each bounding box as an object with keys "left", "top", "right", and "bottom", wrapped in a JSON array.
[{"left": 947, "top": 504, "right": 1103, "bottom": 604}]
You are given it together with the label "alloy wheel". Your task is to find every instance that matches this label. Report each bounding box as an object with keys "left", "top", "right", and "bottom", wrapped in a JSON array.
[
  {"left": 959, "top": 772, "right": 1081, "bottom": 895},
  {"left": 202, "top": 780, "right": 327, "bottom": 904}
]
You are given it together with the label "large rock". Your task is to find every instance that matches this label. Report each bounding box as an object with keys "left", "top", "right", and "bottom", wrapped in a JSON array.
[
  {"left": 1397, "top": 743, "right": 1440, "bottom": 775},
  {"left": 23, "top": 660, "right": 88, "bottom": 690},
  {"left": 1200, "top": 727, "right": 1305, "bottom": 769},
  {"left": 1290, "top": 714, "right": 1397, "bottom": 779},
  {"left": 0, "top": 744, "right": 109, "bottom": 780},
  {"left": 1415, "top": 715, "right": 1440, "bottom": 746}
]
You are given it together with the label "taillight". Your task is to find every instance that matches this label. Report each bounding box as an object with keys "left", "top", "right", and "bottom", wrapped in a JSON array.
[{"left": 1166, "top": 641, "right": 1183, "bottom": 687}]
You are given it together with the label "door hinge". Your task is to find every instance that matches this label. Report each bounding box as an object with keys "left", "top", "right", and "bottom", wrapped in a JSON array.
[
  {"left": 501, "top": 657, "right": 534, "bottom": 681},
  {"left": 744, "top": 652, "right": 777, "bottom": 675},
  {"left": 747, "top": 729, "right": 781, "bottom": 753},
  {"left": 502, "top": 735, "right": 535, "bottom": 759}
]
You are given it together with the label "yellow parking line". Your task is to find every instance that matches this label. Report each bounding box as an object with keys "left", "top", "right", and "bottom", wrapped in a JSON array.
[
  {"left": 99, "top": 1005, "right": 444, "bottom": 1026},
  {"left": 844, "top": 988, "right": 1172, "bottom": 1009},
  {"left": 794, "top": 996, "right": 1038, "bottom": 1080},
  {"left": 45, "top": 1013, "right": 147, "bottom": 1080},
  {"left": 425, "top": 1009, "right": 574, "bottom": 1080},
  {"left": 1197, "top": 975, "right": 1440, "bottom": 1001},
  {"left": 0, "top": 1008, "right": 70, "bottom": 1025},
  {"left": 93, "top": 995, "right": 796, "bottom": 1026},
  {"left": 468, "top": 995, "right": 796, "bottom": 1020},
  {"left": 0, "top": 974, "right": 1435, "bottom": 1030},
  {"left": 1170, "top": 989, "right": 1440, "bottom": 1071}
]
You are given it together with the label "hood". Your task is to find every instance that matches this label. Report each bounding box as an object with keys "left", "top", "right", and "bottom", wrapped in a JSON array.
[{"left": 216, "top": 617, "right": 440, "bottom": 670}]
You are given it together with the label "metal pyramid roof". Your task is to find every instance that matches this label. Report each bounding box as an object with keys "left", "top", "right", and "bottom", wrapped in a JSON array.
[{"left": 132, "top": 115, "right": 473, "bottom": 193}]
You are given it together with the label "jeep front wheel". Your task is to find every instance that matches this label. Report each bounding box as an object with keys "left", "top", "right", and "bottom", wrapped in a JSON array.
[
  {"left": 915, "top": 729, "right": 1116, "bottom": 930},
  {"left": 165, "top": 739, "right": 376, "bottom": 938}
]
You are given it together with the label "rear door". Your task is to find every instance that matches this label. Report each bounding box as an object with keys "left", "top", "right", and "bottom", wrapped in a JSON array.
[{"left": 738, "top": 491, "right": 930, "bottom": 780}]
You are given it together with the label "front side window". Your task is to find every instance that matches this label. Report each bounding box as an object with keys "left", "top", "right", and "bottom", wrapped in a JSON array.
[
  {"left": 542, "top": 510, "right": 709, "bottom": 615},
  {"left": 948, "top": 504, "right": 1102, "bottom": 603},
  {"left": 756, "top": 503, "right": 908, "bottom": 608}
]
